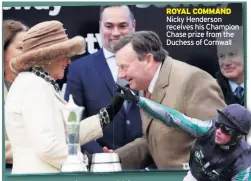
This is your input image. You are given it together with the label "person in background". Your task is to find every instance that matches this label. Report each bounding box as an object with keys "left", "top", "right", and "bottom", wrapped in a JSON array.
[
  {"left": 65, "top": 5, "right": 142, "bottom": 154},
  {"left": 3, "top": 19, "right": 29, "bottom": 170},
  {"left": 110, "top": 30, "right": 226, "bottom": 169},
  {"left": 5, "top": 20, "right": 125, "bottom": 174},
  {"left": 216, "top": 26, "right": 244, "bottom": 106},
  {"left": 215, "top": 27, "right": 251, "bottom": 146},
  {"left": 116, "top": 84, "right": 251, "bottom": 181}
]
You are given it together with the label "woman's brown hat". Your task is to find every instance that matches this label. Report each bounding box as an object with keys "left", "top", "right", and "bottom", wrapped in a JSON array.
[{"left": 10, "top": 20, "right": 86, "bottom": 73}]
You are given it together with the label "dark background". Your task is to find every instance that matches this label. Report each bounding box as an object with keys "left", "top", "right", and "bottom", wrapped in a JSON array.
[{"left": 3, "top": 3, "right": 243, "bottom": 87}]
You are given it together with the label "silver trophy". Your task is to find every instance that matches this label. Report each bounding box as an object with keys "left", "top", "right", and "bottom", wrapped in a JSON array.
[{"left": 61, "top": 95, "right": 88, "bottom": 172}]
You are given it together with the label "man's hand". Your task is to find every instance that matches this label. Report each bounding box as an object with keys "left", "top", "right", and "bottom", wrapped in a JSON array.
[
  {"left": 116, "top": 83, "right": 139, "bottom": 102},
  {"left": 103, "top": 146, "right": 114, "bottom": 153}
]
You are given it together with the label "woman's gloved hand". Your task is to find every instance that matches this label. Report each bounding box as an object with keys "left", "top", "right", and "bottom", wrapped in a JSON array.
[
  {"left": 98, "top": 86, "right": 125, "bottom": 128},
  {"left": 116, "top": 83, "right": 139, "bottom": 103}
]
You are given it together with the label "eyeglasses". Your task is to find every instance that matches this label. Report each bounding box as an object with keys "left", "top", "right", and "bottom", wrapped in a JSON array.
[{"left": 215, "top": 122, "right": 235, "bottom": 136}]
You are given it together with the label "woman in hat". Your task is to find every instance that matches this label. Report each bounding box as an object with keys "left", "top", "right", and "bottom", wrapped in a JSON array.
[
  {"left": 117, "top": 84, "right": 251, "bottom": 181},
  {"left": 5, "top": 20, "right": 124, "bottom": 174},
  {"left": 3, "top": 19, "right": 29, "bottom": 170}
]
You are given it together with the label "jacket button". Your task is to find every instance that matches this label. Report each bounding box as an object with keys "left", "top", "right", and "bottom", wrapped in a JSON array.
[{"left": 126, "top": 120, "right": 130, "bottom": 125}]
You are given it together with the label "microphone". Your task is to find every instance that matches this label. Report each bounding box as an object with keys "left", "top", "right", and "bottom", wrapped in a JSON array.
[
  {"left": 116, "top": 79, "right": 130, "bottom": 112},
  {"left": 116, "top": 79, "right": 136, "bottom": 96}
]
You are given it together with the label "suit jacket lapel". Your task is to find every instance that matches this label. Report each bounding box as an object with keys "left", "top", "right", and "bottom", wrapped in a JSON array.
[
  {"left": 151, "top": 57, "right": 173, "bottom": 103},
  {"left": 94, "top": 49, "right": 127, "bottom": 115},
  {"left": 144, "top": 57, "right": 173, "bottom": 134},
  {"left": 93, "top": 49, "right": 117, "bottom": 96}
]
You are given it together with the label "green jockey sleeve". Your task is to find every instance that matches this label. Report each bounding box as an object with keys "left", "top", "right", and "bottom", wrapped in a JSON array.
[
  {"left": 137, "top": 97, "right": 213, "bottom": 137},
  {"left": 232, "top": 167, "right": 251, "bottom": 181}
]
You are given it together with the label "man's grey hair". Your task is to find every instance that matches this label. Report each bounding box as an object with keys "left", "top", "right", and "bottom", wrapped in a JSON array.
[{"left": 113, "top": 31, "right": 168, "bottom": 62}]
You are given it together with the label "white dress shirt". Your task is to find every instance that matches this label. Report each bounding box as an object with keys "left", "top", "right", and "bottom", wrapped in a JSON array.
[
  {"left": 148, "top": 63, "right": 162, "bottom": 93},
  {"left": 228, "top": 80, "right": 244, "bottom": 93}
]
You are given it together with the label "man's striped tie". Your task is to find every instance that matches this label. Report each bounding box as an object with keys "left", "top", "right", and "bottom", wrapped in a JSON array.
[{"left": 234, "top": 86, "right": 244, "bottom": 99}]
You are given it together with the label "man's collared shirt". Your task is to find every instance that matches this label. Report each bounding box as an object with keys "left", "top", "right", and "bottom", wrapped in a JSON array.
[
  {"left": 148, "top": 63, "right": 162, "bottom": 94},
  {"left": 228, "top": 80, "right": 244, "bottom": 93}
]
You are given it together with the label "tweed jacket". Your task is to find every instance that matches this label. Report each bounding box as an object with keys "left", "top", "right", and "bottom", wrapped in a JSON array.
[{"left": 116, "top": 56, "right": 226, "bottom": 169}]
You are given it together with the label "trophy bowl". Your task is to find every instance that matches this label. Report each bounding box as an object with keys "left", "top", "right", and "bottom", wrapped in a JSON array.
[{"left": 90, "top": 153, "right": 122, "bottom": 172}]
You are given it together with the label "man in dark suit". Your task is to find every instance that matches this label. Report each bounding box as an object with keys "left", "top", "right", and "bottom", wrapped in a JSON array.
[
  {"left": 65, "top": 5, "right": 142, "bottom": 153},
  {"left": 216, "top": 26, "right": 244, "bottom": 106}
]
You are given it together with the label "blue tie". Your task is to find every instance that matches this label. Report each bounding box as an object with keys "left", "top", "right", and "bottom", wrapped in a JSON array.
[{"left": 234, "top": 86, "right": 243, "bottom": 99}]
